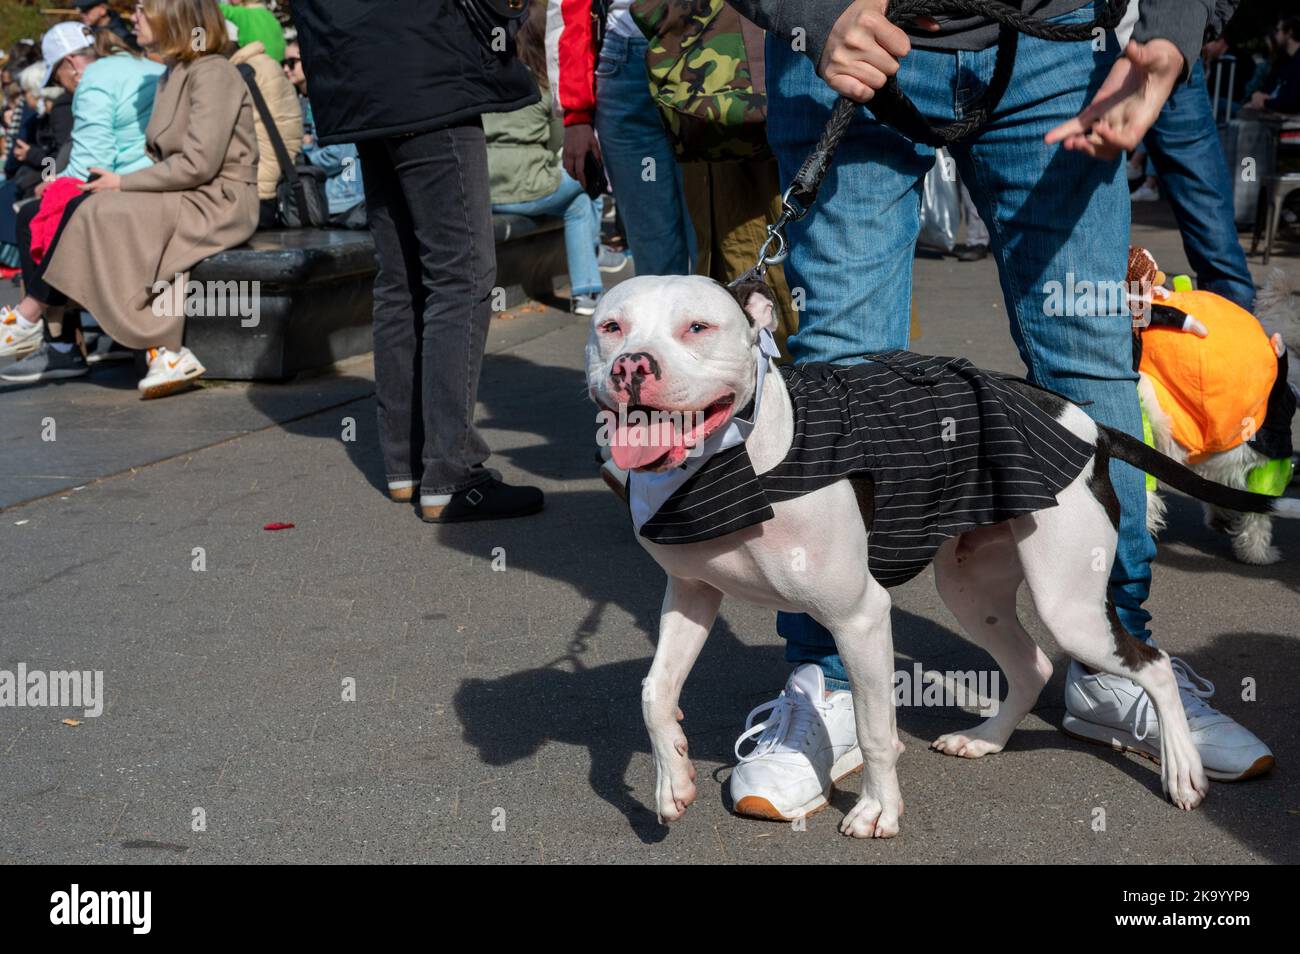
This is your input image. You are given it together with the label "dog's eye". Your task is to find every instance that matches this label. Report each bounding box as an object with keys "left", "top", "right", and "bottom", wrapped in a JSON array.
[
  {"left": 601, "top": 321, "right": 621, "bottom": 334},
  {"left": 688, "top": 322, "right": 708, "bottom": 333}
]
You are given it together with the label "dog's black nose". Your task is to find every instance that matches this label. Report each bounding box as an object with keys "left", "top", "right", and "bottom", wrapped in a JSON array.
[{"left": 610, "top": 351, "right": 659, "bottom": 387}]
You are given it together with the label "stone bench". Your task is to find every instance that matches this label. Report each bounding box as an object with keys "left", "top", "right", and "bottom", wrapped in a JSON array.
[{"left": 185, "top": 214, "right": 565, "bottom": 380}]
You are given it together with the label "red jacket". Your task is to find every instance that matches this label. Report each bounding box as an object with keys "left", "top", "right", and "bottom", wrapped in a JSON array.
[
  {"left": 30, "top": 177, "right": 85, "bottom": 264},
  {"left": 546, "top": 0, "right": 598, "bottom": 126}
]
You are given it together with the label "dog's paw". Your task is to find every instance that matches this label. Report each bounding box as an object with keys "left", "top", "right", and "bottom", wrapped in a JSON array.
[
  {"left": 655, "top": 776, "right": 696, "bottom": 823},
  {"left": 1233, "top": 539, "right": 1281, "bottom": 566},
  {"left": 1161, "top": 743, "right": 1209, "bottom": 812},
  {"left": 652, "top": 731, "right": 697, "bottom": 824},
  {"left": 839, "top": 793, "right": 902, "bottom": 839},
  {"left": 930, "top": 729, "right": 1005, "bottom": 759},
  {"left": 1163, "top": 768, "right": 1209, "bottom": 812},
  {"left": 1236, "top": 545, "right": 1281, "bottom": 566}
]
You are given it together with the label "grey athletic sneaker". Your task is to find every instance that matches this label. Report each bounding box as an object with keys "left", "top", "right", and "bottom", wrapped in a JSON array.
[
  {"left": 571, "top": 293, "right": 600, "bottom": 316},
  {"left": 597, "top": 245, "right": 631, "bottom": 273},
  {"left": 1, "top": 342, "right": 89, "bottom": 383}
]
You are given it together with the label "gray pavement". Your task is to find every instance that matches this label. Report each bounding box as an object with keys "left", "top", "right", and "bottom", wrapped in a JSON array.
[{"left": 1, "top": 205, "right": 1297, "bottom": 864}]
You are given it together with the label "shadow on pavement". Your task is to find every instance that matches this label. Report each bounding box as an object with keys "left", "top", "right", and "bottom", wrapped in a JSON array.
[
  {"left": 240, "top": 369, "right": 387, "bottom": 493},
  {"left": 454, "top": 616, "right": 789, "bottom": 844},
  {"left": 241, "top": 347, "right": 592, "bottom": 498},
  {"left": 1149, "top": 494, "right": 1300, "bottom": 598}
]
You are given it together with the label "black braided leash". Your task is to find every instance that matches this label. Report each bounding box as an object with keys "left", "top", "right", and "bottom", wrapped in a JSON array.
[{"left": 743, "top": 0, "right": 1128, "bottom": 279}]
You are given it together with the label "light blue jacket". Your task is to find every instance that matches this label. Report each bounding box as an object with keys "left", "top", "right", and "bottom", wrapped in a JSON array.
[
  {"left": 65, "top": 52, "right": 166, "bottom": 180},
  {"left": 301, "top": 97, "right": 365, "bottom": 215}
]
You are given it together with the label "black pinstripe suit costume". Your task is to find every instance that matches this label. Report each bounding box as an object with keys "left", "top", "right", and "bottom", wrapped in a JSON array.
[{"left": 637, "top": 350, "right": 1096, "bottom": 588}]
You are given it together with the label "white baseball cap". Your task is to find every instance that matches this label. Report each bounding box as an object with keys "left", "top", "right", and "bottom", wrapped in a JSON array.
[{"left": 41, "top": 21, "right": 95, "bottom": 87}]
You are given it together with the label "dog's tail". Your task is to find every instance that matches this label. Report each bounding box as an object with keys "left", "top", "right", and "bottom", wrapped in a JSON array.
[{"left": 1100, "top": 425, "right": 1300, "bottom": 518}]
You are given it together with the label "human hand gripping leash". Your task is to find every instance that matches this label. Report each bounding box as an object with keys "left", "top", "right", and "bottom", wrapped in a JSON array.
[{"left": 740, "top": 0, "right": 1129, "bottom": 284}]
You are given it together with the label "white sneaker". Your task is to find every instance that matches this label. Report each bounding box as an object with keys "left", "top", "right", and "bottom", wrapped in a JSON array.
[
  {"left": 0, "top": 305, "right": 43, "bottom": 358},
  {"left": 138, "top": 346, "right": 205, "bottom": 399},
  {"left": 1062, "top": 658, "right": 1273, "bottom": 781},
  {"left": 728, "top": 664, "right": 861, "bottom": 820},
  {"left": 1130, "top": 183, "right": 1160, "bottom": 202}
]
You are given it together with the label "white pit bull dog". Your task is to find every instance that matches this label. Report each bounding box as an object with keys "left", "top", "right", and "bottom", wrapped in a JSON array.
[{"left": 586, "top": 275, "right": 1300, "bottom": 838}]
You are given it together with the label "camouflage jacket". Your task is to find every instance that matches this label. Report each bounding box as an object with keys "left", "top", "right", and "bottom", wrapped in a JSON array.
[{"left": 631, "top": 0, "right": 771, "bottom": 162}]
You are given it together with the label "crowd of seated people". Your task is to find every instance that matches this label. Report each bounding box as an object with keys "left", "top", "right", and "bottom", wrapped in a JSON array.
[
  {"left": 0, "top": 0, "right": 365, "bottom": 398},
  {"left": 1244, "top": 15, "right": 1300, "bottom": 116},
  {"left": 0, "top": 0, "right": 642, "bottom": 407}
]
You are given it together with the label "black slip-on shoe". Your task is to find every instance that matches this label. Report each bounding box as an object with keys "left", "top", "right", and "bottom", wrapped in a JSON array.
[
  {"left": 420, "top": 477, "right": 544, "bottom": 523},
  {"left": 954, "top": 243, "right": 989, "bottom": 262}
]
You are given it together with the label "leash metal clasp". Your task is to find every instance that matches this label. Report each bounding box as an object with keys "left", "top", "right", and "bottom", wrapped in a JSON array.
[
  {"left": 779, "top": 185, "right": 810, "bottom": 222},
  {"left": 756, "top": 186, "right": 811, "bottom": 268},
  {"left": 757, "top": 223, "right": 788, "bottom": 267}
]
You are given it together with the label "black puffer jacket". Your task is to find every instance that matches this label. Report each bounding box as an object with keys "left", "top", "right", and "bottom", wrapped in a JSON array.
[{"left": 292, "top": 0, "right": 538, "bottom": 145}]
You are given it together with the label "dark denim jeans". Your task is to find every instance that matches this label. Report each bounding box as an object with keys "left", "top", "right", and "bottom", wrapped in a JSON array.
[
  {"left": 765, "top": 5, "right": 1157, "bottom": 681},
  {"left": 357, "top": 120, "right": 495, "bottom": 496},
  {"left": 1144, "top": 60, "right": 1256, "bottom": 311}
]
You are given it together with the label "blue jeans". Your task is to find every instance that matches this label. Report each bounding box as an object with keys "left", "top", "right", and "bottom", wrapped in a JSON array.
[
  {"left": 595, "top": 33, "right": 695, "bottom": 275},
  {"left": 1143, "top": 60, "right": 1256, "bottom": 311},
  {"left": 765, "top": 5, "right": 1156, "bottom": 683},
  {"left": 494, "top": 170, "right": 604, "bottom": 297}
]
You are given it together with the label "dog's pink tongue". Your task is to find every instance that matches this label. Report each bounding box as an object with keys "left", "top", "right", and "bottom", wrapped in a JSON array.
[{"left": 609, "top": 418, "right": 681, "bottom": 470}]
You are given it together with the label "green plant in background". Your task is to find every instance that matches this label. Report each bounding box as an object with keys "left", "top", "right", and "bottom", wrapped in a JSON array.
[{"left": 0, "top": 1, "right": 53, "bottom": 60}]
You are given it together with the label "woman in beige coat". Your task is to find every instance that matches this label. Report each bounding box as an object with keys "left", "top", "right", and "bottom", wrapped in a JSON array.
[{"left": 25, "top": 0, "right": 259, "bottom": 399}]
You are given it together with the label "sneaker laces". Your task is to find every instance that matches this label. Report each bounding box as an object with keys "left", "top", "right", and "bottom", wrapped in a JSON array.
[
  {"left": 1130, "top": 656, "right": 1217, "bottom": 740},
  {"left": 734, "top": 681, "right": 827, "bottom": 763},
  {"left": 1171, "top": 657, "right": 1218, "bottom": 719}
]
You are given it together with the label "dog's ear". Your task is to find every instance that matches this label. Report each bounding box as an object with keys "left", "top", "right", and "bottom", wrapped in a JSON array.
[{"left": 729, "top": 279, "right": 778, "bottom": 334}]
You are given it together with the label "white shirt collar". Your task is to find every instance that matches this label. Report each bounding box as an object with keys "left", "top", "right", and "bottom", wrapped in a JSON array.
[{"left": 628, "top": 328, "right": 780, "bottom": 532}]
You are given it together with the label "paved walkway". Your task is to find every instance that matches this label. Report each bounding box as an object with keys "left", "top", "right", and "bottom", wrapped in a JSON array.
[{"left": 1, "top": 207, "right": 1296, "bottom": 863}]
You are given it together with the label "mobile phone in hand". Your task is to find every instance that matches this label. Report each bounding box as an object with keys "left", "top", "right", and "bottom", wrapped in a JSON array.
[{"left": 582, "top": 152, "right": 606, "bottom": 201}]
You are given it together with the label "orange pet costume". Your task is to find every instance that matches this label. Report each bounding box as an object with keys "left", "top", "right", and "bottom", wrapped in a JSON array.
[{"left": 1128, "top": 248, "right": 1279, "bottom": 465}]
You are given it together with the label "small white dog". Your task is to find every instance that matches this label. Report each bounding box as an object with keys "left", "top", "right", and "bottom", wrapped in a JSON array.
[{"left": 586, "top": 275, "right": 1300, "bottom": 839}]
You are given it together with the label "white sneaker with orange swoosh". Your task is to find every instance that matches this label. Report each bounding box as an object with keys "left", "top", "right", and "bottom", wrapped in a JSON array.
[
  {"left": 138, "top": 346, "right": 205, "bottom": 399},
  {"left": 0, "top": 305, "right": 43, "bottom": 358}
]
